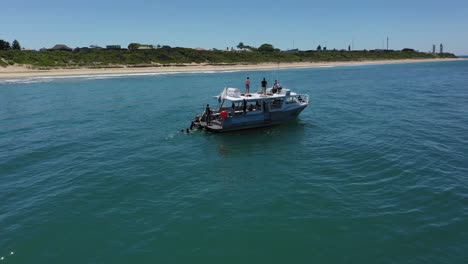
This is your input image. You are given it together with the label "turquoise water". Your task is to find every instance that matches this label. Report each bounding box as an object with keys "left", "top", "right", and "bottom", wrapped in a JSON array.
[{"left": 1, "top": 61, "right": 467, "bottom": 263}]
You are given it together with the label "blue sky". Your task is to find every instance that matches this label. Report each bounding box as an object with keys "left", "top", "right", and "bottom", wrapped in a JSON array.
[{"left": 2, "top": 0, "right": 468, "bottom": 54}]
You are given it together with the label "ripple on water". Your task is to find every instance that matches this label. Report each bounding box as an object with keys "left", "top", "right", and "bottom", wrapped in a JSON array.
[{"left": 1, "top": 61, "right": 468, "bottom": 263}]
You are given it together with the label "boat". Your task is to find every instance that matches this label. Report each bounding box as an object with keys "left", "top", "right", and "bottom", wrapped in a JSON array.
[{"left": 192, "top": 85, "right": 309, "bottom": 132}]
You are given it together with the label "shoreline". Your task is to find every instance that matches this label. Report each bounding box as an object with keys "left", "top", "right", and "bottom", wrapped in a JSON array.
[{"left": 0, "top": 58, "right": 465, "bottom": 79}]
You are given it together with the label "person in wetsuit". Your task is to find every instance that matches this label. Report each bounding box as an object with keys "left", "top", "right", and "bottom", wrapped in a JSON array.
[{"left": 205, "top": 104, "right": 212, "bottom": 125}]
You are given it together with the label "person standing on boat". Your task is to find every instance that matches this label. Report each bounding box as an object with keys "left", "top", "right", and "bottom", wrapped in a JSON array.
[
  {"left": 245, "top": 77, "right": 251, "bottom": 94},
  {"left": 261, "top": 78, "right": 267, "bottom": 95},
  {"left": 230, "top": 103, "right": 236, "bottom": 116},
  {"left": 205, "top": 104, "right": 212, "bottom": 125}
]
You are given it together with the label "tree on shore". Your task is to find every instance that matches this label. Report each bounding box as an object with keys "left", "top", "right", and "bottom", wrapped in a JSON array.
[
  {"left": 128, "top": 43, "right": 140, "bottom": 50},
  {"left": 258, "top": 43, "right": 275, "bottom": 52},
  {"left": 348, "top": 45, "right": 351, "bottom": 51},
  {"left": 12, "top": 40, "right": 21, "bottom": 50},
  {"left": 235, "top": 42, "right": 257, "bottom": 51},
  {"left": 317, "top": 45, "right": 322, "bottom": 51},
  {"left": 0, "top": 40, "right": 11, "bottom": 50}
]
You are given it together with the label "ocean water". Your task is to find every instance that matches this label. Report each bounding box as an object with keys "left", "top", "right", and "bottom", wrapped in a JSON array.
[{"left": 1, "top": 61, "right": 467, "bottom": 263}]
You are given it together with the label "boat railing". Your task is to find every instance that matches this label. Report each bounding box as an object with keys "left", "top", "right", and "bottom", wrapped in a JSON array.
[{"left": 298, "top": 94, "right": 309, "bottom": 104}]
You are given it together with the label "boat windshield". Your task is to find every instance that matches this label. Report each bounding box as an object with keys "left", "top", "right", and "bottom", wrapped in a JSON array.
[{"left": 286, "top": 96, "right": 299, "bottom": 104}]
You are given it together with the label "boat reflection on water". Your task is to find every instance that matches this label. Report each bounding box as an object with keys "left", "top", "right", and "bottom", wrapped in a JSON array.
[{"left": 214, "top": 119, "right": 309, "bottom": 158}]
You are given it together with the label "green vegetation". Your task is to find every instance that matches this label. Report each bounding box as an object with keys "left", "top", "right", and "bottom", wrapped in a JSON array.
[
  {"left": 12, "top": 40, "right": 21, "bottom": 50},
  {"left": 0, "top": 59, "right": 8, "bottom": 67},
  {"left": 258, "top": 43, "right": 279, "bottom": 53},
  {"left": 237, "top": 42, "right": 257, "bottom": 51},
  {"left": 127, "top": 43, "right": 154, "bottom": 50},
  {"left": 0, "top": 46, "right": 457, "bottom": 68},
  {"left": 0, "top": 40, "right": 11, "bottom": 51}
]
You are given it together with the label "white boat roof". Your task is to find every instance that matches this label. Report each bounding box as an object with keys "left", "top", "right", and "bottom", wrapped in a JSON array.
[{"left": 220, "top": 87, "right": 298, "bottom": 102}]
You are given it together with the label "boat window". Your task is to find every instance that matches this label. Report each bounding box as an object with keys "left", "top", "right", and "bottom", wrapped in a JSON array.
[
  {"left": 221, "top": 100, "right": 261, "bottom": 114},
  {"left": 270, "top": 99, "right": 283, "bottom": 109},
  {"left": 220, "top": 100, "right": 238, "bottom": 110},
  {"left": 286, "top": 96, "right": 299, "bottom": 104}
]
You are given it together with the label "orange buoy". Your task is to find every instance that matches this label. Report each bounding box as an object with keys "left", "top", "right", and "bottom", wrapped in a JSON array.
[{"left": 220, "top": 110, "right": 228, "bottom": 119}]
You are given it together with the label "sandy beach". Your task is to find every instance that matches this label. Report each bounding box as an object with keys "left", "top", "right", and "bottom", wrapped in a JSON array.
[{"left": 0, "top": 58, "right": 465, "bottom": 79}]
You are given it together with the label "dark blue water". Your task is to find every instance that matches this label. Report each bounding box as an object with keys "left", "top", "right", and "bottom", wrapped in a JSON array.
[{"left": 1, "top": 61, "right": 468, "bottom": 263}]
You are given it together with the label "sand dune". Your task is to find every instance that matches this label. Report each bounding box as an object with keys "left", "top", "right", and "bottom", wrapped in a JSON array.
[{"left": 0, "top": 58, "right": 465, "bottom": 79}]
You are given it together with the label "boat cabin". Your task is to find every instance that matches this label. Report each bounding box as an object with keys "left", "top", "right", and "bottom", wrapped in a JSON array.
[{"left": 215, "top": 87, "right": 307, "bottom": 116}]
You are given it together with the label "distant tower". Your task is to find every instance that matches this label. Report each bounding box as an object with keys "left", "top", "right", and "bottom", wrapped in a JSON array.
[
  {"left": 439, "top": 43, "right": 443, "bottom": 53},
  {"left": 432, "top": 44, "right": 436, "bottom": 53},
  {"left": 386, "top": 36, "right": 389, "bottom": 50}
]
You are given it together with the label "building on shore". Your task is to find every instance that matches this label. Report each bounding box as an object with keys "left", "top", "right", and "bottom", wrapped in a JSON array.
[
  {"left": 89, "top": 45, "right": 103, "bottom": 49},
  {"left": 369, "top": 49, "right": 395, "bottom": 53},
  {"left": 237, "top": 48, "right": 252, "bottom": 52},
  {"left": 50, "top": 44, "right": 72, "bottom": 51},
  {"left": 106, "top": 45, "right": 121, "bottom": 49}
]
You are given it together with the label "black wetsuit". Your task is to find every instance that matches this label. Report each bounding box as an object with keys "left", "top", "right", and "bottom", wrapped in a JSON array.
[{"left": 205, "top": 105, "right": 211, "bottom": 124}]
